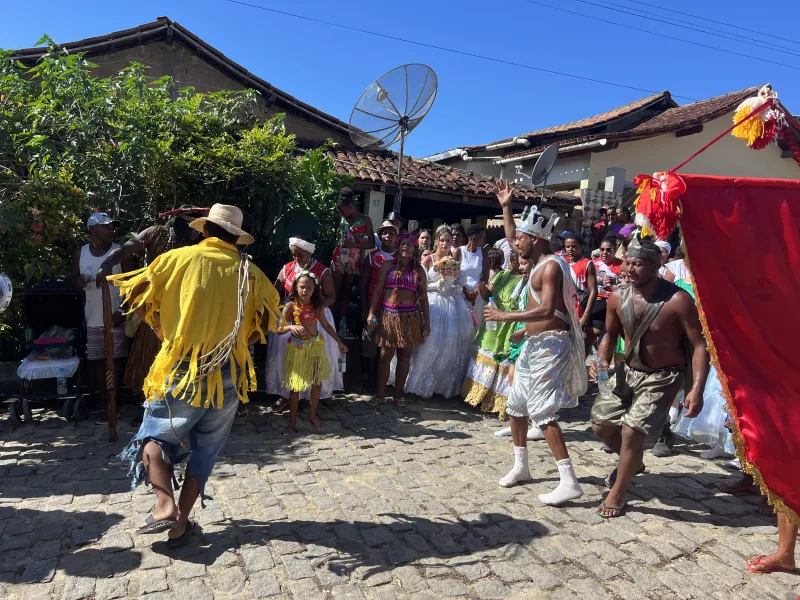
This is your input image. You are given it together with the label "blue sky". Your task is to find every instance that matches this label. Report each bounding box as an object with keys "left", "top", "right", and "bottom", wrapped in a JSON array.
[{"left": 2, "top": 0, "right": 798, "bottom": 157}]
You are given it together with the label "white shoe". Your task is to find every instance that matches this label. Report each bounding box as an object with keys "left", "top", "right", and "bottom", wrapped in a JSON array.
[
  {"left": 527, "top": 424, "right": 545, "bottom": 441},
  {"left": 699, "top": 444, "right": 732, "bottom": 460},
  {"left": 494, "top": 426, "right": 512, "bottom": 437},
  {"left": 724, "top": 458, "right": 742, "bottom": 470},
  {"left": 499, "top": 446, "right": 532, "bottom": 487}
]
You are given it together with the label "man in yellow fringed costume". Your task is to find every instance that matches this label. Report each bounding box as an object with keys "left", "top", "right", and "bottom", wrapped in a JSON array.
[{"left": 108, "top": 204, "right": 280, "bottom": 546}]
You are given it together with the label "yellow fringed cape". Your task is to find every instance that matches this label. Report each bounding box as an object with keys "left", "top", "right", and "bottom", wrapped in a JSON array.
[{"left": 108, "top": 237, "right": 281, "bottom": 408}]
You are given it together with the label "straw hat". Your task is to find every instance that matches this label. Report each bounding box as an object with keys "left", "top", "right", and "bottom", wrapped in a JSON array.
[{"left": 190, "top": 204, "right": 254, "bottom": 245}]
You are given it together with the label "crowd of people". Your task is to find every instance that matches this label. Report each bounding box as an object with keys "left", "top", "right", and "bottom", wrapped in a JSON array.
[{"left": 69, "top": 189, "right": 795, "bottom": 570}]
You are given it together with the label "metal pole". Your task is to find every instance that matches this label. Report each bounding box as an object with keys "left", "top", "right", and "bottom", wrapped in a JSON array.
[{"left": 394, "top": 129, "right": 405, "bottom": 213}]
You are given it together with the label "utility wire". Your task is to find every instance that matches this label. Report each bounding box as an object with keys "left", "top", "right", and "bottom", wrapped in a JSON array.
[
  {"left": 521, "top": 0, "right": 800, "bottom": 72},
  {"left": 570, "top": 0, "right": 800, "bottom": 57},
  {"left": 618, "top": 0, "right": 800, "bottom": 48},
  {"left": 224, "top": 0, "right": 700, "bottom": 101}
]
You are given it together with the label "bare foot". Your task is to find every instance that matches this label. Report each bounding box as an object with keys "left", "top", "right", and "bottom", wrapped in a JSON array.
[
  {"left": 308, "top": 414, "right": 324, "bottom": 431},
  {"left": 746, "top": 553, "right": 797, "bottom": 573},
  {"left": 596, "top": 490, "right": 627, "bottom": 517}
]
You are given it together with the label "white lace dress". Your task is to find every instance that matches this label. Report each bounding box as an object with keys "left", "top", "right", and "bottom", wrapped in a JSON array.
[{"left": 390, "top": 264, "right": 474, "bottom": 398}]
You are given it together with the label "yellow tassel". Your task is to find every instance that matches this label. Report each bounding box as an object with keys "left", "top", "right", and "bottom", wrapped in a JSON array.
[
  {"left": 731, "top": 106, "right": 765, "bottom": 146},
  {"left": 641, "top": 225, "right": 652, "bottom": 237}
]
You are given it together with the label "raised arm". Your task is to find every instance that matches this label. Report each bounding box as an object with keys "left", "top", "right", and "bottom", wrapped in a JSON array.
[
  {"left": 495, "top": 180, "right": 517, "bottom": 245},
  {"left": 95, "top": 227, "right": 151, "bottom": 286},
  {"left": 679, "top": 293, "right": 710, "bottom": 418}
]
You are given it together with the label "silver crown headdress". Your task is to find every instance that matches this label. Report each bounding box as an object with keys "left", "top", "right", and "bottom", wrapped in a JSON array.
[{"left": 517, "top": 206, "right": 560, "bottom": 241}]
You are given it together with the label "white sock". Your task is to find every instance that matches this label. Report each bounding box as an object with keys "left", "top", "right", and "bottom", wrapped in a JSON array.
[
  {"left": 538, "top": 458, "right": 583, "bottom": 506},
  {"left": 527, "top": 423, "right": 545, "bottom": 441},
  {"left": 499, "top": 446, "right": 531, "bottom": 487},
  {"left": 668, "top": 406, "right": 680, "bottom": 425},
  {"left": 494, "top": 426, "right": 512, "bottom": 437}
]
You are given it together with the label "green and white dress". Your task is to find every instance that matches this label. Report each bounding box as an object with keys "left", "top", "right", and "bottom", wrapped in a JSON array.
[{"left": 462, "top": 270, "right": 525, "bottom": 418}]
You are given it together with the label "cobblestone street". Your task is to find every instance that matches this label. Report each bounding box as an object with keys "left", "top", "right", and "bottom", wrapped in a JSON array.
[{"left": 1, "top": 394, "right": 798, "bottom": 600}]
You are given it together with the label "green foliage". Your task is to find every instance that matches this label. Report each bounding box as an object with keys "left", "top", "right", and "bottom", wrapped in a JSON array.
[{"left": 0, "top": 40, "right": 352, "bottom": 341}]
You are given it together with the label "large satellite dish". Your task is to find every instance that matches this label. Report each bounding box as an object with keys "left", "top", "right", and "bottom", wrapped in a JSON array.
[{"left": 349, "top": 64, "right": 438, "bottom": 212}]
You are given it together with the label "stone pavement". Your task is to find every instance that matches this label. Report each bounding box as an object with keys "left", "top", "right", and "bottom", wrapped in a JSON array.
[{"left": 1, "top": 394, "right": 798, "bottom": 600}]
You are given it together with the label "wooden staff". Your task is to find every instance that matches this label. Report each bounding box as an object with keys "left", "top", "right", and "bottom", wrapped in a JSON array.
[{"left": 101, "top": 281, "right": 118, "bottom": 442}]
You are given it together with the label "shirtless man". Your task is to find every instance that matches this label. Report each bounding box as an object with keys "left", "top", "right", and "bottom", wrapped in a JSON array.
[
  {"left": 485, "top": 181, "right": 588, "bottom": 506},
  {"left": 590, "top": 236, "right": 709, "bottom": 517}
]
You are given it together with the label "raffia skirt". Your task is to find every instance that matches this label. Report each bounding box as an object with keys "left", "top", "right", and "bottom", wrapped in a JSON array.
[
  {"left": 377, "top": 302, "right": 425, "bottom": 349},
  {"left": 123, "top": 325, "right": 161, "bottom": 394},
  {"left": 283, "top": 335, "right": 330, "bottom": 393}
]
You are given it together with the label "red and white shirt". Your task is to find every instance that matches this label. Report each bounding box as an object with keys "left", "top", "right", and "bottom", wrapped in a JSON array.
[
  {"left": 283, "top": 259, "right": 330, "bottom": 295},
  {"left": 367, "top": 249, "right": 396, "bottom": 305},
  {"left": 592, "top": 258, "right": 623, "bottom": 299}
]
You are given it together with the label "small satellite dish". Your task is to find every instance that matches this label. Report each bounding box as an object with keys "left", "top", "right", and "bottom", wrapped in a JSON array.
[
  {"left": 0, "top": 274, "right": 12, "bottom": 313},
  {"left": 349, "top": 64, "right": 438, "bottom": 212},
  {"left": 531, "top": 144, "right": 559, "bottom": 186}
]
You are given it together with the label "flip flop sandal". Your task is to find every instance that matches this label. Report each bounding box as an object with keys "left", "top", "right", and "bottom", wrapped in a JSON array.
[
  {"left": 309, "top": 418, "right": 324, "bottom": 431},
  {"left": 137, "top": 514, "right": 178, "bottom": 535},
  {"left": 597, "top": 500, "right": 626, "bottom": 519},
  {"left": 746, "top": 555, "right": 799, "bottom": 574},
  {"left": 270, "top": 399, "right": 290, "bottom": 413},
  {"left": 605, "top": 465, "right": 646, "bottom": 489},
  {"left": 166, "top": 522, "right": 196, "bottom": 548},
  {"left": 394, "top": 397, "right": 406, "bottom": 407},
  {"left": 367, "top": 397, "right": 384, "bottom": 407},
  {"left": 283, "top": 427, "right": 299, "bottom": 436}
]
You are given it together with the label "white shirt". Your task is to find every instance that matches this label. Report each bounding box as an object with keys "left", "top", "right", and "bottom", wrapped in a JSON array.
[
  {"left": 666, "top": 259, "right": 690, "bottom": 281},
  {"left": 79, "top": 243, "right": 122, "bottom": 328}
]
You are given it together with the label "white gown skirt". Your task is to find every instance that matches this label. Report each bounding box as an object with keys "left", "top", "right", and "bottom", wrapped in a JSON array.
[
  {"left": 265, "top": 307, "right": 343, "bottom": 400},
  {"left": 674, "top": 365, "right": 735, "bottom": 453},
  {"left": 389, "top": 292, "right": 474, "bottom": 398}
]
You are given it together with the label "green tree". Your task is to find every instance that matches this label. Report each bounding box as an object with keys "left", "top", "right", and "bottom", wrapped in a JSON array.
[{"left": 0, "top": 39, "right": 351, "bottom": 342}]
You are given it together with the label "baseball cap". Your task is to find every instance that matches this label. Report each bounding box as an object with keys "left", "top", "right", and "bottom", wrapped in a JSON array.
[
  {"left": 377, "top": 220, "right": 400, "bottom": 235},
  {"left": 558, "top": 230, "right": 575, "bottom": 240},
  {"left": 87, "top": 212, "right": 121, "bottom": 230}
]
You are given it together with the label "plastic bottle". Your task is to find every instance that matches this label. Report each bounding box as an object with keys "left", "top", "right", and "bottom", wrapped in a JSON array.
[
  {"left": 57, "top": 368, "right": 68, "bottom": 395},
  {"left": 485, "top": 297, "right": 498, "bottom": 331},
  {"left": 338, "top": 354, "right": 347, "bottom": 373},
  {"left": 83, "top": 266, "right": 94, "bottom": 285},
  {"left": 596, "top": 357, "right": 613, "bottom": 396},
  {"left": 338, "top": 317, "right": 348, "bottom": 338}
]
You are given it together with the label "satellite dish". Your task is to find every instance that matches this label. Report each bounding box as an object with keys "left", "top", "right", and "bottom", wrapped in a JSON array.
[
  {"left": 0, "top": 274, "right": 12, "bottom": 313},
  {"left": 531, "top": 144, "right": 559, "bottom": 186},
  {"left": 349, "top": 64, "right": 438, "bottom": 212}
]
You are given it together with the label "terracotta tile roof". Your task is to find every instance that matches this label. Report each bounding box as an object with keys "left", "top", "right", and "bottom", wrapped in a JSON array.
[
  {"left": 626, "top": 85, "right": 761, "bottom": 135},
  {"left": 11, "top": 17, "right": 351, "bottom": 140},
  {"left": 497, "top": 85, "right": 770, "bottom": 162},
  {"left": 329, "top": 149, "right": 579, "bottom": 206},
  {"left": 464, "top": 92, "right": 674, "bottom": 151}
]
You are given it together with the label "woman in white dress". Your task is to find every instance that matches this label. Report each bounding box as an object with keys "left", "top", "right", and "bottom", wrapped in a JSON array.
[
  {"left": 454, "top": 223, "right": 490, "bottom": 329},
  {"left": 266, "top": 237, "right": 343, "bottom": 408},
  {"left": 392, "top": 225, "right": 474, "bottom": 398}
]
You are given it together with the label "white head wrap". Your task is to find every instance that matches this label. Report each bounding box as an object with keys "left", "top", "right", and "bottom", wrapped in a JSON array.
[
  {"left": 289, "top": 237, "right": 315, "bottom": 254},
  {"left": 655, "top": 240, "right": 672, "bottom": 255}
]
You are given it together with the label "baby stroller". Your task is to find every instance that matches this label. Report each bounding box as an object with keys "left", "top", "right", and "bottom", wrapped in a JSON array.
[{"left": 11, "top": 279, "right": 87, "bottom": 424}]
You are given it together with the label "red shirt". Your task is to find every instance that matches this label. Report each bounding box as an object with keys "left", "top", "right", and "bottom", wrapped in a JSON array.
[
  {"left": 569, "top": 258, "right": 591, "bottom": 292},
  {"left": 283, "top": 259, "right": 329, "bottom": 295},
  {"left": 593, "top": 258, "right": 623, "bottom": 299},
  {"left": 367, "top": 250, "right": 395, "bottom": 304}
]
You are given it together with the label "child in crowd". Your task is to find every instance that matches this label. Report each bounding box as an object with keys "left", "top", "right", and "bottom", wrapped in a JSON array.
[
  {"left": 280, "top": 271, "right": 347, "bottom": 434},
  {"left": 487, "top": 248, "right": 506, "bottom": 281}
]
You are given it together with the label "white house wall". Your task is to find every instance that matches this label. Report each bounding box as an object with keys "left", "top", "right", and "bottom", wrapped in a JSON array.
[{"left": 587, "top": 112, "right": 800, "bottom": 188}]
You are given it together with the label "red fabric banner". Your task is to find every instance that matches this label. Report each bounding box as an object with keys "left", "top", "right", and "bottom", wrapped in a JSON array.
[{"left": 679, "top": 174, "right": 800, "bottom": 522}]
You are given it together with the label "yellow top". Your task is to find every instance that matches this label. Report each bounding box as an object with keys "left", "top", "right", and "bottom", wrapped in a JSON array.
[{"left": 108, "top": 237, "right": 281, "bottom": 408}]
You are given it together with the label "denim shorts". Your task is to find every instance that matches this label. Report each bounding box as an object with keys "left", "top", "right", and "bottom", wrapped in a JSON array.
[{"left": 119, "top": 368, "right": 238, "bottom": 496}]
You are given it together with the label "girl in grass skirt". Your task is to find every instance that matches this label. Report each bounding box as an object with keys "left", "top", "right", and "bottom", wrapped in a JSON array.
[
  {"left": 280, "top": 271, "right": 347, "bottom": 434},
  {"left": 367, "top": 234, "right": 430, "bottom": 407}
]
